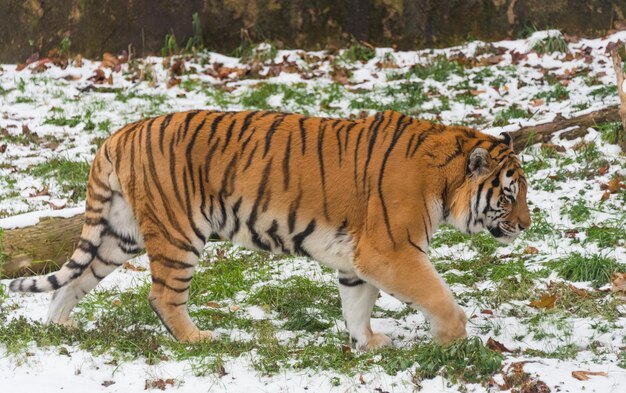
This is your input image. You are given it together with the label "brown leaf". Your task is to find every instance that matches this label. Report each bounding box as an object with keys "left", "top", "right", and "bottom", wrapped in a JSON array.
[
  {"left": 611, "top": 272, "right": 626, "bottom": 293},
  {"left": 73, "top": 54, "right": 83, "bottom": 68},
  {"left": 122, "top": 261, "right": 146, "bottom": 272},
  {"left": 568, "top": 284, "right": 591, "bottom": 298},
  {"left": 206, "top": 301, "right": 221, "bottom": 308},
  {"left": 112, "top": 299, "right": 122, "bottom": 306},
  {"left": 600, "top": 190, "right": 611, "bottom": 201},
  {"left": 564, "top": 229, "right": 579, "bottom": 238},
  {"left": 359, "top": 374, "right": 366, "bottom": 385},
  {"left": 470, "top": 89, "right": 486, "bottom": 96},
  {"left": 531, "top": 98, "right": 545, "bottom": 107},
  {"left": 167, "top": 77, "right": 181, "bottom": 88},
  {"left": 481, "top": 309, "right": 494, "bottom": 315},
  {"left": 0, "top": 144, "right": 6, "bottom": 153},
  {"left": 606, "top": 177, "right": 625, "bottom": 193},
  {"left": 529, "top": 294, "right": 556, "bottom": 309},
  {"left": 519, "top": 379, "right": 551, "bottom": 393},
  {"left": 486, "top": 337, "right": 513, "bottom": 353},
  {"left": 523, "top": 246, "right": 539, "bottom": 255},
  {"left": 571, "top": 370, "right": 608, "bottom": 381},
  {"left": 49, "top": 201, "right": 66, "bottom": 210},
  {"left": 229, "top": 305, "right": 241, "bottom": 312},
  {"left": 101, "top": 52, "right": 119, "bottom": 69},
  {"left": 101, "top": 380, "right": 115, "bottom": 387},
  {"left": 598, "top": 164, "right": 610, "bottom": 175},
  {"left": 144, "top": 378, "right": 175, "bottom": 391}
]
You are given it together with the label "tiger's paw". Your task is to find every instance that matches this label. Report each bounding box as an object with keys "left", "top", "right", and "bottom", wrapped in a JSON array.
[
  {"left": 362, "top": 332, "right": 392, "bottom": 351},
  {"left": 181, "top": 329, "right": 217, "bottom": 343},
  {"left": 433, "top": 307, "right": 467, "bottom": 345}
]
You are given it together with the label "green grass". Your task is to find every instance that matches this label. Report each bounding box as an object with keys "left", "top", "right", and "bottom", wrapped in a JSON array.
[
  {"left": 492, "top": 104, "right": 530, "bottom": 126},
  {"left": 585, "top": 223, "right": 625, "bottom": 248},
  {"left": 590, "top": 85, "right": 617, "bottom": 100},
  {"left": 30, "top": 158, "right": 91, "bottom": 201},
  {"left": 410, "top": 54, "right": 465, "bottom": 82},
  {"left": 596, "top": 121, "right": 626, "bottom": 146},
  {"left": 339, "top": 42, "right": 376, "bottom": 63},
  {"left": 533, "top": 34, "right": 569, "bottom": 54},
  {"left": 252, "top": 276, "right": 341, "bottom": 332},
  {"left": 548, "top": 253, "right": 624, "bottom": 287},
  {"left": 533, "top": 84, "right": 569, "bottom": 103}
]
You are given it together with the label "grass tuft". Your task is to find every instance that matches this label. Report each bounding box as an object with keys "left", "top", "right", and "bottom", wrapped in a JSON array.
[{"left": 549, "top": 253, "right": 624, "bottom": 287}]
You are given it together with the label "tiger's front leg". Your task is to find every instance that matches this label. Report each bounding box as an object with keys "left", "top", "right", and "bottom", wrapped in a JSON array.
[
  {"left": 337, "top": 271, "right": 392, "bottom": 351},
  {"left": 353, "top": 240, "right": 467, "bottom": 345}
]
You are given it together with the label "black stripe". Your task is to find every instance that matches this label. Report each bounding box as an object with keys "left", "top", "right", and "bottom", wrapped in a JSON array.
[
  {"left": 298, "top": 117, "right": 307, "bottom": 155},
  {"left": 263, "top": 114, "right": 285, "bottom": 158},
  {"left": 282, "top": 132, "right": 292, "bottom": 190},
  {"left": 293, "top": 219, "right": 316, "bottom": 257},
  {"left": 317, "top": 122, "right": 329, "bottom": 220},
  {"left": 158, "top": 113, "right": 175, "bottom": 154},
  {"left": 237, "top": 111, "right": 260, "bottom": 141},
  {"left": 339, "top": 277, "right": 365, "bottom": 287},
  {"left": 407, "top": 230, "right": 427, "bottom": 254},
  {"left": 246, "top": 159, "right": 273, "bottom": 251}
]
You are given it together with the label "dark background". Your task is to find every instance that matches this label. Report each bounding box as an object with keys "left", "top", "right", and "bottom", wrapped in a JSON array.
[{"left": 1, "top": 0, "right": 625, "bottom": 62}]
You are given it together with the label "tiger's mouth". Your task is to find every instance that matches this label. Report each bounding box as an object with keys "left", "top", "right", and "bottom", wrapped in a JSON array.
[{"left": 488, "top": 223, "right": 519, "bottom": 244}]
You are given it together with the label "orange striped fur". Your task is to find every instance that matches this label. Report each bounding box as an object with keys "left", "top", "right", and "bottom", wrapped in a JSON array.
[{"left": 10, "top": 110, "right": 530, "bottom": 349}]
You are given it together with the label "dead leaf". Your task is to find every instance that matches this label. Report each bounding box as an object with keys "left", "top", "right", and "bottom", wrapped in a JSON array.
[
  {"left": 123, "top": 261, "right": 146, "bottom": 272},
  {"left": 571, "top": 370, "right": 608, "bottom": 381},
  {"left": 101, "top": 380, "right": 115, "bottom": 387},
  {"left": 359, "top": 374, "right": 366, "bottom": 384},
  {"left": 564, "top": 229, "right": 579, "bottom": 238},
  {"left": 481, "top": 309, "right": 494, "bottom": 315},
  {"left": 523, "top": 246, "right": 539, "bottom": 255},
  {"left": 531, "top": 98, "right": 545, "bottom": 107},
  {"left": 112, "top": 299, "right": 122, "bottom": 306},
  {"left": 341, "top": 344, "right": 352, "bottom": 354},
  {"left": 598, "top": 164, "right": 610, "bottom": 175},
  {"left": 470, "top": 89, "right": 486, "bottom": 96},
  {"left": 101, "top": 53, "right": 119, "bottom": 69},
  {"left": 73, "top": 54, "right": 83, "bottom": 68},
  {"left": 144, "top": 378, "right": 175, "bottom": 391},
  {"left": 49, "top": 201, "right": 66, "bottom": 210},
  {"left": 519, "top": 379, "right": 551, "bottom": 393},
  {"left": 568, "top": 284, "right": 591, "bottom": 298},
  {"left": 166, "top": 77, "right": 181, "bottom": 88},
  {"left": 0, "top": 144, "right": 6, "bottom": 153},
  {"left": 229, "top": 305, "right": 241, "bottom": 312},
  {"left": 206, "top": 301, "right": 221, "bottom": 308},
  {"left": 611, "top": 272, "right": 626, "bottom": 293},
  {"left": 486, "top": 337, "right": 513, "bottom": 353},
  {"left": 600, "top": 190, "right": 611, "bottom": 201},
  {"left": 529, "top": 293, "right": 556, "bottom": 309}
]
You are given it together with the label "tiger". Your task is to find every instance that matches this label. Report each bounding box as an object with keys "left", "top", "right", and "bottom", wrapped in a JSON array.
[{"left": 9, "top": 109, "right": 530, "bottom": 350}]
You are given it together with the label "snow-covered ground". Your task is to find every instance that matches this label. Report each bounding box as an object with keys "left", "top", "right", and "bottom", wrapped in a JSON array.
[{"left": 1, "top": 30, "right": 625, "bottom": 392}]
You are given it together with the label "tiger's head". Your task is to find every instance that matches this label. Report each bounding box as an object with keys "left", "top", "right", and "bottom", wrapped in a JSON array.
[{"left": 449, "top": 133, "right": 531, "bottom": 243}]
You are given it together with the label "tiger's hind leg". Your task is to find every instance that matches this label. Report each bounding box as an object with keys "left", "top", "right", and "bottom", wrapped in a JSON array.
[
  {"left": 143, "top": 232, "right": 212, "bottom": 343},
  {"left": 47, "top": 191, "right": 143, "bottom": 326},
  {"left": 338, "top": 271, "right": 392, "bottom": 351}
]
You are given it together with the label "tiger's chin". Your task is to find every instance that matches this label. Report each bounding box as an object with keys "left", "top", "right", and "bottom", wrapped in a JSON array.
[{"left": 488, "top": 224, "right": 519, "bottom": 244}]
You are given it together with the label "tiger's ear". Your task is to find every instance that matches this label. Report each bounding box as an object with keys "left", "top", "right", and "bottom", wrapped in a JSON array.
[
  {"left": 468, "top": 147, "right": 492, "bottom": 177},
  {"left": 500, "top": 132, "right": 515, "bottom": 152}
]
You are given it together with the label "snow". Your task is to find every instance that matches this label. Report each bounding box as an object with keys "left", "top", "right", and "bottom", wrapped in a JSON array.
[{"left": 1, "top": 30, "right": 626, "bottom": 392}]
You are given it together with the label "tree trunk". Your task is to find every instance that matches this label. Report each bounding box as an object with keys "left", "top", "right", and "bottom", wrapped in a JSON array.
[{"left": 509, "top": 106, "right": 621, "bottom": 152}]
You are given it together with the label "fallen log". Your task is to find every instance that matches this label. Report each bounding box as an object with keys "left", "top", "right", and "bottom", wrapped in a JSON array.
[
  {"left": 508, "top": 106, "right": 621, "bottom": 152},
  {"left": 1, "top": 106, "right": 623, "bottom": 278},
  {"left": 0, "top": 214, "right": 84, "bottom": 278}
]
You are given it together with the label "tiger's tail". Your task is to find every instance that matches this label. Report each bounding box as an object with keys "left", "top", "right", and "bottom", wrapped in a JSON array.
[{"left": 9, "top": 142, "right": 117, "bottom": 293}]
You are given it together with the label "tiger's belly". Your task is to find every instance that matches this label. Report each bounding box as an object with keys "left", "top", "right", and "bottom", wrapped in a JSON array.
[{"left": 212, "top": 206, "right": 355, "bottom": 271}]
